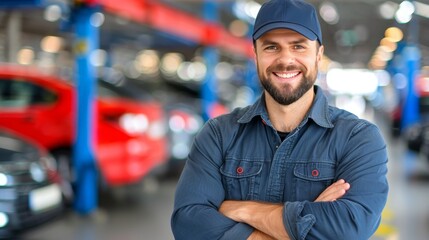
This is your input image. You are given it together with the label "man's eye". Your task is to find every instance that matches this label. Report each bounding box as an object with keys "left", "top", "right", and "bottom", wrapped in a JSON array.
[
  {"left": 294, "top": 45, "right": 305, "bottom": 50},
  {"left": 265, "top": 46, "right": 278, "bottom": 51}
]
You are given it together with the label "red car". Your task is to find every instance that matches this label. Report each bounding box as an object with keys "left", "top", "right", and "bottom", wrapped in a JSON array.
[{"left": 0, "top": 65, "right": 169, "bottom": 187}]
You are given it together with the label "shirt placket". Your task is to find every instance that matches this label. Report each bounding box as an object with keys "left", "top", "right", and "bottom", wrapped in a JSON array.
[{"left": 266, "top": 129, "right": 297, "bottom": 202}]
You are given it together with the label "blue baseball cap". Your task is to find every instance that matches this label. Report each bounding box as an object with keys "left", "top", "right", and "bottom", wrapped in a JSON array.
[{"left": 252, "top": 0, "right": 323, "bottom": 45}]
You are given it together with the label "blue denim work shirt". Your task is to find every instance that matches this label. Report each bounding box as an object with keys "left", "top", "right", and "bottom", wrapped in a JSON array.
[{"left": 171, "top": 86, "right": 389, "bottom": 240}]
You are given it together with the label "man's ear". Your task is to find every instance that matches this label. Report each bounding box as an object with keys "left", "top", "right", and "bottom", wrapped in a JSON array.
[
  {"left": 252, "top": 46, "right": 257, "bottom": 63},
  {"left": 317, "top": 45, "right": 324, "bottom": 62}
]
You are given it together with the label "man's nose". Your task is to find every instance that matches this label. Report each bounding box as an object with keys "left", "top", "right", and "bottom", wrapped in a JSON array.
[{"left": 276, "top": 49, "right": 296, "bottom": 65}]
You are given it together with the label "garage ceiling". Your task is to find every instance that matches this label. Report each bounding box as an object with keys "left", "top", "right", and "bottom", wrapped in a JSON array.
[
  {"left": 163, "top": 0, "right": 429, "bottom": 67},
  {"left": 305, "top": 0, "right": 429, "bottom": 67},
  {"left": 2, "top": 0, "right": 429, "bottom": 68}
]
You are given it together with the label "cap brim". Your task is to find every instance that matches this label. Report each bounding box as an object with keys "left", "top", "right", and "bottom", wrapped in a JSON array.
[{"left": 253, "top": 22, "right": 318, "bottom": 42}]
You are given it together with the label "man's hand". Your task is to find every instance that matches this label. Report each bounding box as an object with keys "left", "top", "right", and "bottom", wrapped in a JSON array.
[
  {"left": 315, "top": 179, "right": 350, "bottom": 202},
  {"left": 219, "top": 201, "right": 289, "bottom": 239}
]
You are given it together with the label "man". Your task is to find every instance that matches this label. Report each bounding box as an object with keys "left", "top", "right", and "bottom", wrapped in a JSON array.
[{"left": 171, "top": 0, "right": 389, "bottom": 239}]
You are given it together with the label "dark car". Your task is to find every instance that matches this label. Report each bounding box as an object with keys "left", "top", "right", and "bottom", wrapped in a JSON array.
[
  {"left": 403, "top": 121, "right": 429, "bottom": 163},
  {"left": 165, "top": 103, "right": 203, "bottom": 161},
  {"left": 0, "top": 128, "right": 64, "bottom": 239},
  {"left": 403, "top": 123, "right": 425, "bottom": 153}
]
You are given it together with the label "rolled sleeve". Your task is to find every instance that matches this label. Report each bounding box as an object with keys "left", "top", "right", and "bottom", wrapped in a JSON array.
[
  {"left": 172, "top": 205, "right": 254, "bottom": 240},
  {"left": 283, "top": 201, "right": 316, "bottom": 240}
]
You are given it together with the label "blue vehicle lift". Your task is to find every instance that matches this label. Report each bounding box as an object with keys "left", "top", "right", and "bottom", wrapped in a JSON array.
[
  {"left": 72, "top": 4, "right": 99, "bottom": 214},
  {"left": 202, "top": 1, "right": 219, "bottom": 121}
]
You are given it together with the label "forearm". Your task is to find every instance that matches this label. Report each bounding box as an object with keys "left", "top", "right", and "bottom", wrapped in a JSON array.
[
  {"left": 220, "top": 201, "right": 290, "bottom": 240},
  {"left": 172, "top": 204, "right": 254, "bottom": 240},
  {"left": 248, "top": 230, "right": 277, "bottom": 240}
]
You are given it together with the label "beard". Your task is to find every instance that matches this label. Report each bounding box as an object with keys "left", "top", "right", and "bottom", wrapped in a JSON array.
[{"left": 258, "top": 63, "right": 318, "bottom": 105}]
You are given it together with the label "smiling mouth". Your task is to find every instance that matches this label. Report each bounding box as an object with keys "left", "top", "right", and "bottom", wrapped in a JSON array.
[{"left": 274, "top": 71, "right": 300, "bottom": 79}]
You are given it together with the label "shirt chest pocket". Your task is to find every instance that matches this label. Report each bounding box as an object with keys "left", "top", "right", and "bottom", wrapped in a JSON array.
[
  {"left": 293, "top": 162, "right": 336, "bottom": 201},
  {"left": 220, "top": 159, "right": 263, "bottom": 201}
]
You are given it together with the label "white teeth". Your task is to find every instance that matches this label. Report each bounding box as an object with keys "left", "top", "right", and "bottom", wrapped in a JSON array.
[{"left": 276, "top": 72, "right": 299, "bottom": 78}]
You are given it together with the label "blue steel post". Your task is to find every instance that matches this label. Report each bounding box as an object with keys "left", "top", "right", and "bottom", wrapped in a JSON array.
[
  {"left": 246, "top": 60, "right": 260, "bottom": 99},
  {"left": 401, "top": 44, "right": 421, "bottom": 130},
  {"left": 245, "top": 25, "right": 260, "bottom": 103},
  {"left": 73, "top": 4, "right": 99, "bottom": 214},
  {"left": 202, "top": 1, "right": 219, "bottom": 121},
  {"left": 400, "top": 3, "right": 421, "bottom": 131}
]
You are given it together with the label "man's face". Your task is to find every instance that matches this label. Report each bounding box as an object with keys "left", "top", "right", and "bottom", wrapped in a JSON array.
[{"left": 254, "top": 28, "right": 324, "bottom": 105}]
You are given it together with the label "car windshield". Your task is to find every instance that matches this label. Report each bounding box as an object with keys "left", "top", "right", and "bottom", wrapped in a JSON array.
[
  {"left": 0, "top": 131, "right": 38, "bottom": 164},
  {"left": 0, "top": 78, "right": 58, "bottom": 107}
]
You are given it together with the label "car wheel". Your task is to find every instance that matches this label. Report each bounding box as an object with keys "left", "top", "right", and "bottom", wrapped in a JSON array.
[{"left": 51, "top": 149, "right": 75, "bottom": 205}]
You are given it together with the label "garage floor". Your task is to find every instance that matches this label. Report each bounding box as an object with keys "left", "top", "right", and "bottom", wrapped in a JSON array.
[
  {"left": 17, "top": 115, "right": 429, "bottom": 240},
  {"left": 17, "top": 176, "right": 177, "bottom": 240}
]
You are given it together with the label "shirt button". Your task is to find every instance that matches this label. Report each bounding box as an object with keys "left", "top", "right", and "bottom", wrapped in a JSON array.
[
  {"left": 312, "top": 169, "right": 319, "bottom": 177},
  {"left": 275, "top": 145, "right": 279, "bottom": 148},
  {"left": 236, "top": 167, "right": 244, "bottom": 174}
]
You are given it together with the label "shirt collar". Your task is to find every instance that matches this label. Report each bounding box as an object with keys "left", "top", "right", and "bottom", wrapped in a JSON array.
[{"left": 237, "top": 85, "right": 334, "bottom": 128}]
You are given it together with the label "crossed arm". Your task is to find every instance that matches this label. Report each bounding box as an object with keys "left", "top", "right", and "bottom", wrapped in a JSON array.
[{"left": 219, "top": 179, "right": 351, "bottom": 240}]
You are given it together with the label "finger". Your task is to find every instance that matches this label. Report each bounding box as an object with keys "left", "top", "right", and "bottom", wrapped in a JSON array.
[
  {"left": 329, "top": 179, "right": 350, "bottom": 191},
  {"left": 315, "top": 181, "right": 350, "bottom": 202},
  {"left": 331, "top": 179, "right": 345, "bottom": 186},
  {"left": 316, "top": 189, "right": 344, "bottom": 202},
  {"left": 328, "top": 182, "right": 349, "bottom": 201}
]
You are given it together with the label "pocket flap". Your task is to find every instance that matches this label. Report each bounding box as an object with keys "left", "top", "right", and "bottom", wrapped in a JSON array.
[
  {"left": 220, "top": 160, "right": 263, "bottom": 178},
  {"left": 294, "top": 162, "right": 335, "bottom": 181}
]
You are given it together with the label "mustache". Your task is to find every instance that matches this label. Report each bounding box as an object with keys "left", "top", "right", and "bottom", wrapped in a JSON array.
[{"left": 267, "top": 64, "right": 302, "bottom": 72}]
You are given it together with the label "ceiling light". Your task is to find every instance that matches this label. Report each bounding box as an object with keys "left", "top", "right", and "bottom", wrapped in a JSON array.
[
  {"left": 380, "top": 38, "right": 397, "bottom": 52},
  {"left": 17, "top": 47, "right": 35, "bottom": 65},
  {"left": 319, "top": 1, "right": 339, "bottom": 25},
  {"left": 233, "top": 0, "right": 261, "bottom": 22},
  {"left": 90, "top": 12, "right": 105, "bottom": 27},
  {"left": 44, "top": 4, "right": 62, "bottom": 22},
  {"left": 385, "top": 27, "right": 403, "bottom": 42},
  {"left": 395, "top": 1, "right": 415, "bottom": 23},
  {"left": 136, "top": 50, "right": 160, "bottom": 76},
  {"left": 379, "top": 1, "right": 398, "bottom": 19},
  {"left": 41, "top": 36, "right": 63, "bottom": 53},
  {"left": 0, "top": 212, "right": 8, "bottom": 228},
  {"left": 161, "top": 52, "right": 184, "bottom": 77},
  {"left": 0, "top": 173, "right": 8, "bottom": 186}
]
